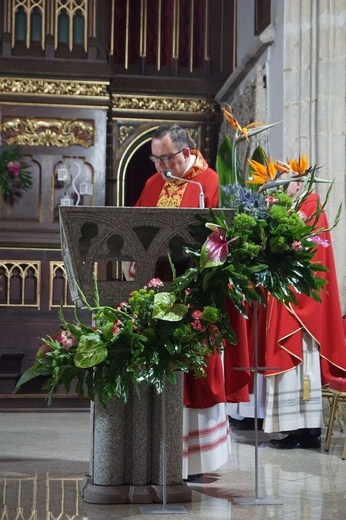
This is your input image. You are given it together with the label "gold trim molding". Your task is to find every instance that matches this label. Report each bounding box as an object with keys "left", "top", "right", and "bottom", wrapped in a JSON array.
[
  {"left": 112, "top": 94, "right": 212, "bottom": 114},
  {"left": 1, "top": 117, "right": 95, "bottom": 147},
  {"left": 0, "top": 77, "right": 109, "bottom": 99}
]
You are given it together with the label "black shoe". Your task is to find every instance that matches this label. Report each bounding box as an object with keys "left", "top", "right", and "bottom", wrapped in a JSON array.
[
  {"left": 269, "top": 434, "right": 321, "bottom": 449},
  {"left": 229, "top": 417, "right": 263, "bottom": 430},
  {"left": 299, "top": 435, "right": 321, "bottom": 449},
  {"left": 269, "top": 434, "right": 300, "bottom": 448},
  {"left": 183, "top": 473, "right": 203, "bottom": 482},
  {"left": 269, "top": 434, "right": 299, "bottom": 446}
]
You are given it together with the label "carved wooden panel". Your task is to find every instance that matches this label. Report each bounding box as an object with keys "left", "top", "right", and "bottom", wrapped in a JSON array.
[{"left": 1, "top": 117, "right": 95, "bottom": 148}]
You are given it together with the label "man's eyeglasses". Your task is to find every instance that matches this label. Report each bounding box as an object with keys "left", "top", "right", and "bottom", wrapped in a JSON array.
[{"left": 149, "top": 149, "right": 184, "bottom": 164}]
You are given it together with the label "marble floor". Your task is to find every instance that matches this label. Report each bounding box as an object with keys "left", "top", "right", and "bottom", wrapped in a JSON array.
[{"left": 1, "top": 411, "right": 346, "bottom": 520}]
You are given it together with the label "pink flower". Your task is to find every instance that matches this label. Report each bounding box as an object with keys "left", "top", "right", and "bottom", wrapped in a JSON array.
[
  {"left": 308, "top": 236, "right": 330, "bottom": 248},
  {"left": 7, "top": 161, "right": 21, "bottom": 177},
  {"left": 291, "top": 240, "right": 302, "bottom": 251},
  {"left": 116, "top": 302, "right": 128, "bottom": 310},
  {"left": 59, "top": 329, "right": 77, "bottom": 349},
  {"left": 148, "top": 278, "right": 164, "bottom": 288},
  {"left": 112, "top": 319, "right": 122, "bottom": 334},
  {"left": 191, "top": 320, "right": 206, "bottom": 332},
  {"left": 191, "top": 310, "right": 203, "bottom": 320},
  {"left": 265, "top": 196, "right": 279, "bottom": 205},
  {"left": 201, "top": 225, "right": 238, "bottom": 268}
]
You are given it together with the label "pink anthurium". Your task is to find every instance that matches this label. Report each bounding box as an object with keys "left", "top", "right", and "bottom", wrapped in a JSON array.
[{"left": 200, "top": 224, "right": 238, "bottom": 269}]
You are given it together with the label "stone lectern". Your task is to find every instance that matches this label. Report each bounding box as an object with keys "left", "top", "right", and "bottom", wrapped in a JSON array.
[{"left": 59, "top": 206, "right": 212, "bottom": 505}]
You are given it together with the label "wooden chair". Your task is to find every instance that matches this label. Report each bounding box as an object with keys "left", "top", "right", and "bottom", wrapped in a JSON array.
[
  {"left": 322, "top": 385, "right": 346, "bottom": 429},
  {"left": 323, "top": 377, "right": 346, "bottom": 459}
]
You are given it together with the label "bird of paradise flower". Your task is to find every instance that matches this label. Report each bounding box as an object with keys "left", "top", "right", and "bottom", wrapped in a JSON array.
[
  {"left": 217, "top": 104, "right": 333, "bottom": 205},
  {"left": 217, "top": 103, "right": 280, "bottom": 203}
]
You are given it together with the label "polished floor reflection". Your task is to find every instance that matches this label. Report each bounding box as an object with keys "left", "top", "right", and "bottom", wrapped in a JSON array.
[{"left": 1, "top": 411, "right": 346, "bottom": 519}]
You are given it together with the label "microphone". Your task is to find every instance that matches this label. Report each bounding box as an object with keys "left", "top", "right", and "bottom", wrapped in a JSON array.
[{"left": 163, "top": 170, "right": 205, "bottom": 209}]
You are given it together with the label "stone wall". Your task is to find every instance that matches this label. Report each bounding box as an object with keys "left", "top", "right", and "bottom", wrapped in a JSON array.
[{"left": 283, "top": 0, "right": 346, "bottom": 312}]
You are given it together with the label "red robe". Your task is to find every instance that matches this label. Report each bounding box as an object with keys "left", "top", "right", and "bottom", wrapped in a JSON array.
[
  {"left": 136, "top": 150, "right": 225, "bottom": 408},
  {"left": 136, "top": 153, "right": 219, "bottom": 208}
]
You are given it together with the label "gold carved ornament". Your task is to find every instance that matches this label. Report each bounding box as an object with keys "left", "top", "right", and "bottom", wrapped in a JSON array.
[
  {"left": 112, "top": 95, "right": 211, "bottom": 114},
  {"left": 1, "top": 118, "right": 95, "bottom": 148},
  {"left": 0, "top": 78, "right": 109, "bottom": 99}
]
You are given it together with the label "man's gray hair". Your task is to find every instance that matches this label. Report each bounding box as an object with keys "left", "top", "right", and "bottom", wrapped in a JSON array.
[{"left": 152, "top": 124, "right": 191, "bottom": 150}]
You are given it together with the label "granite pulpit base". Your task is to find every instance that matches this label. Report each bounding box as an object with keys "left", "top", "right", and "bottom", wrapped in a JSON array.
[{"left": 79, "top": 372, "right": 192, "bottom": 504}]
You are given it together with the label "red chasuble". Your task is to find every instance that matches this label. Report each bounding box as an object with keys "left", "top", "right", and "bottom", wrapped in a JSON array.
[
  {"left": 136, "top": 150, "right": 224, "bottom": 408},
  {"left": 136, "top": 150, "right": 219, "bottom": 209}
]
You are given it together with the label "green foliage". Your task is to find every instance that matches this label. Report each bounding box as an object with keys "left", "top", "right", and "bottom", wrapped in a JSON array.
[
  {"left": 216, "top": 136, "right": 243, "bottom": 200},
  {"left": 171, "top": 188, "right": 329, "bottom": 322},
  {"left": 15, "top": 279, "right": 224, "bottom": 406}
]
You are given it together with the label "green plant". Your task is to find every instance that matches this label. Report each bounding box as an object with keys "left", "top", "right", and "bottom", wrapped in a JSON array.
[{"left": 15, "top": 277, "right": 224, "bottom": 405}]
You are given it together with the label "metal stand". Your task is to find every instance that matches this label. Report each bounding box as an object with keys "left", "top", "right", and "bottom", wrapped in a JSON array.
[
  {"left": 139, "top": 385, "right": 188, "bottom": 515},
  {"left": 233, "top": 302, "right": 282, "bottom": 506}
]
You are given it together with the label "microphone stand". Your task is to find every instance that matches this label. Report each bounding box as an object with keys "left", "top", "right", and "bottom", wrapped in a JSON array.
[
  {"left": 164, "top": 170, "right": 205, "bottom": 208},
  {"left": 232, "top": 301, "right": 282, "bottom": 506},
  {"left": 139, "top": 383, "right": 188, "bottom": 515}
]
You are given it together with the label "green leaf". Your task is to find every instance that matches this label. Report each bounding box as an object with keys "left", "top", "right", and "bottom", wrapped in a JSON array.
[
  {"left": 14, "top": 363, "right": 50, "bottom": 392},
  {"left": 152, "top": 292, "right": 187, "bottom": 321},
  {"left": 74, "top": 333, "right": 108, "bottom": 368},
  {"left": 216, "top": 135, "right": 243, "bottom": 198}
]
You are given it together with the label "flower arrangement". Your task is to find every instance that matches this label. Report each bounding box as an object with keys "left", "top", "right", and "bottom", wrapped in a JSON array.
[
  {"left": 0, "top": 139, "right": 32, "bottom": 203},
  {"left": 15, "top": 277, "right": 224, "bottom": 405}
]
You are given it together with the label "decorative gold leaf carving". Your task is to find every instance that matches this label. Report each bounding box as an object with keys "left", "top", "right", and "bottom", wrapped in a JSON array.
[
  {"left": 1, "top": 118, "right": 95, "bottom": 147},
  {"left": 119, "top": 125, "right": 135, "bottom": 145},
  {"left": 112, "top": 94, "right": 212, "bottom": 113},
  {"left": 0, "top": 78, "right": 109, "bottom": 98},
  {"left": 186, "top": 129, "right": 199, "bottom": 149}
]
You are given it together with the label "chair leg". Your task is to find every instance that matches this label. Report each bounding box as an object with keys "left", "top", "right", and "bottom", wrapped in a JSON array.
[
  {"left": 337, "top": 401, "right": 346, "bottom": 430},
  {"left": 324, "top": 394, "right": 339, "bottom": 451},
  {"left": 342, "top": 435, "right": 346, "bottom": 460}
]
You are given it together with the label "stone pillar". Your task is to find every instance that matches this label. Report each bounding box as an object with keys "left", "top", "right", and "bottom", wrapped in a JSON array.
[
  {"left": 151, "top": 373, "right": 190, "bottom": 502},
  {"left": 80, "top": 373, "right": 191, "bottom": 504},
  {"left": 283, "top": 0, "right": 346, "bottom": 312}
]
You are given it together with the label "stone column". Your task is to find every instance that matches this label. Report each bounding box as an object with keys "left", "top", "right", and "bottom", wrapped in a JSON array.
[
  {"left": 80, "top": 374, "right": 191, "bottom": 504},
  {"left": 283, "top": 0, "right": 346, "bottom": 311}
]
